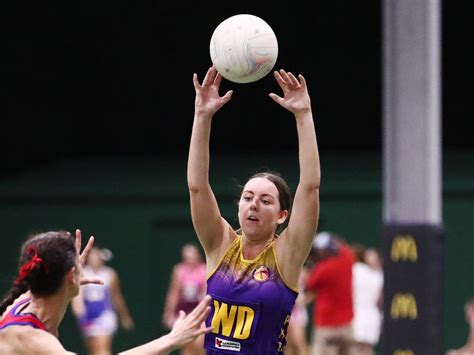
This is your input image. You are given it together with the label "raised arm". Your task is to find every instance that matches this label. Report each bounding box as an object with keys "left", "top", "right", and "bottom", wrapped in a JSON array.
[
  {"left": 271, "top": 70, "right": 321, "bottom": 288},
  {"left": 119, "top": 295, "right": 213, "bottom": 355},
  {"left": 187, "top": 67, "right": 234, "bottom": 261}
]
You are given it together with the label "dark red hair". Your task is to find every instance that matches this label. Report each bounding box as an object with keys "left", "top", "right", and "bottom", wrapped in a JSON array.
[{"left": 0, "top": 231, "right": 77, "bottom": 315}]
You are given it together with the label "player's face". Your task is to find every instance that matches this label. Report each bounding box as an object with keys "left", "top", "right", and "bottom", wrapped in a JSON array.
[
  {"left": 365, "top": 249, "right": 381, "bottom": 270},
  {"left": 238, "top": 177, "right": 288, "bottom": 240},
  {"left": 182, "top": 245, "right": 201, "bottom": 263}
]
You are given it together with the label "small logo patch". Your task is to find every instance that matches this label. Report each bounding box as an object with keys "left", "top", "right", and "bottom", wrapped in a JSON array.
[
  {"left": 253, "top": 265, "right": 270, "bottom": 282},
  {"left": 215, "top": 337, "right": 241, "bottom": 351}
]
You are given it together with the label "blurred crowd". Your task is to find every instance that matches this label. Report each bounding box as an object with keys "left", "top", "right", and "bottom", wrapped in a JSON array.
[
  {"left": 67, "top": 233, "right": 473, "bottom": 355},
  {"left": 72, "top": 233, "right": 384, "bottom": 355},
  {"left": 286, "top": 231, "right": 384, "bottom": 355}
]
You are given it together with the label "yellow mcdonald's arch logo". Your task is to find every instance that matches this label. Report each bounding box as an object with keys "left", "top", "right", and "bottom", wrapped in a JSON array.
[
  {"left": 393, "top": 350, "right": 414, "bottom": 355},
  {"left": 391, "top": 235, "right": 418, "bottom": 262},
  {"left": 211, "top": 300, "right": 255, "bottom": 340},
  {"left": 391, "top": 293, "right": 418, "bottom": 320}
]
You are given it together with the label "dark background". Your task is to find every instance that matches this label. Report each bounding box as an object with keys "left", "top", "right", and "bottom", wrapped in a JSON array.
[{"left": 2, "top": 1, "right": 472, "bottom": 176}]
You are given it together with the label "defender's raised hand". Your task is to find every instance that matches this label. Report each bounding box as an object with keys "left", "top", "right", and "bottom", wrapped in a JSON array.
[{"left": 75, "top": 229, "right": 103, "bottom": 285}]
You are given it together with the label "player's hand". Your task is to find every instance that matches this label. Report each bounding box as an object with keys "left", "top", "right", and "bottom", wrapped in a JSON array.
[
  {"left": 75, "top": 229, "right": 104, "bottom": 285},
  {"left": 269, "top": 69, "right": 312, "bottom": 116},
  {"left": 167, "top": 295, "right": 213, "bottom": 349},
  {"left": 121, "top": 316, "right": 135, "bottom": 331},
  {"left": 193, "top": 67, "right": 233, "bottom": 117}
]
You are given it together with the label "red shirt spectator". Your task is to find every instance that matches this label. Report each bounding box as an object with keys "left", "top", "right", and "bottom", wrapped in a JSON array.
[{"left": 305, "top": 234, "right": 355, "bottom": 327}]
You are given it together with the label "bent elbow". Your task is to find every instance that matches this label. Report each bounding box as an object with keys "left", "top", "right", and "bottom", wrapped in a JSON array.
[
  {"left": 188, "top": 184, "right": 201, "bottom": 195},
  {"left": 304, "top": 181, "right": 320, "bottom": 194},
  {"left": 300, "top": 173, "right": 321, "bottom": 193},
  {"left": 311, "top": 181, "right": 321, "bottom": 192},
  {"left": 188, "top": 182, "right": 211, "bottom": 196}
]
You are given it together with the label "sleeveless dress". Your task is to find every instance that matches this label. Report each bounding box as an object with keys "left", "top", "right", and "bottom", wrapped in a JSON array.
[
  {"left": 175, "top": 262, "right": 207, "bottom": 315},
  {"left": 79, "top": 265, "right": 117, "bottom": 337},
  {"left": 0, "top": 297, "right": 47, "bottom": 331},
  {"left": 205, "top": 235, "right": 298, "bottom": 354}
]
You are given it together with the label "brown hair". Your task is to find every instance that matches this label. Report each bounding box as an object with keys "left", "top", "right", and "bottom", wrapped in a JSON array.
[
  {"left": 352, "top": 243, "right": 367, "bottom": 263},
  {"left": 0, "top": 231, "right": 77, "bottom": 315}
]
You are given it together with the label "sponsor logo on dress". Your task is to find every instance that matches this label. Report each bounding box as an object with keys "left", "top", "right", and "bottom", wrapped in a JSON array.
[
  {"left": 253, "top": 265, "right": 270, "bottom": 282},
  {"left": 211, "top": 300, "right": 255, "bottom": 340},
  {"left": 215, "top": 337, "right": 241, "bottom": 351}
]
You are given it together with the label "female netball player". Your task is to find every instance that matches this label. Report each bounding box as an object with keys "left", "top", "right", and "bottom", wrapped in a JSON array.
[
  {"left": 0, "top": 229, "right": 212, "bottom": 354},
  {"left": 188, "top": 67, "right": 321, "bottom": 353}
]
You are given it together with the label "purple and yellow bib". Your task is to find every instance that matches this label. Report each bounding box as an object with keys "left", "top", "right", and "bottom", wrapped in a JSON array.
[{"left": 205, "top": 235, "right": 298, "bottom": 354}]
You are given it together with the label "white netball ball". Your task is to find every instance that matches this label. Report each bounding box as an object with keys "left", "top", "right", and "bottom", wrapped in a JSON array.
[{"left": 209, "top": 14, "right": 278, "bottom": 84}]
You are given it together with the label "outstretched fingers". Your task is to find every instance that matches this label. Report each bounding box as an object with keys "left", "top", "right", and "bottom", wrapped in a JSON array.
[
  {"left": 286, "top": 72, "right": 300, "bottom": 87},
  {"left": 213, "top": 71, "right": 222, "bottom": 86},
  {"left": 75, "top": 228, "right": 103, "bottom": 285},
  {"left": 273, "top": 70, "right": 287, "bottom": 90},
  {"left": 194, "top": 67, "right": 223, "bottom": 91},
  {"left": 187, "top": 295, "right": 213, "bottom": 332},
  {"left": 192, "top": 73, "right": 200, "bottom": 89},
  {"left": 221, "top": 90, "right": 233, "bottom": 104},
  {"left": 75, "top": 228, "right": 95, "bottom": 264},
  {"left": 197, "top": 320, "right": 214, "bottom": 336},
  {"left": 80, "top": 236, "right": 95, "bottom": 266},
  {"left": 80, "top": 276, "right": 104, "bottom": 285},
  {"left": 298, "top": 74, "right": 307, "bottom": 89},
  {"left": 75, "top": 229, "right": 82, "bottom": 254},
  {"left": 189, "top": 295, "right": 212, "bottom": 321},
  {"left": 276, "top": 69, "right": 303, "bottom": 88},
  {"left": 191, "top": 307, "right": 213, "bottom": 336},
  {"left": 202, "top": 67, "right": 217, "bottom": 86},
  {"left": 279, "top": 69, "right": 292, "bottom": 85},
  {"left": 171, "top": 296, "right": 213, "bottom": 344},
  {"left": 268, "top": 92, "right": 283, "bottom": 105}
]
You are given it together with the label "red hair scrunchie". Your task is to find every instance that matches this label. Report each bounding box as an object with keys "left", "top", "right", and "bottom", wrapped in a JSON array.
[{"left": 15, "top": 246, "right": 49, "bottom": 284}]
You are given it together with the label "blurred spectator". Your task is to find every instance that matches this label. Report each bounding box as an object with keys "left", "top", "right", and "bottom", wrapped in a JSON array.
[
  {"left": 446, "top": 298, "right": 474, "bottom": 355},
  {"left": 285, "top": 264, "right": 311, "bottom": 355},
  {"left": 162, "top": 243, "right": 207, "bottom": 355},
  {"left": 305, "top": 231, "right": 355, "bottom": 355},
  {"left": 351, "top": 244, "right": 384, "bottom": 355},
  {"left": 71, "top": 246, "right": 135, "bottom": 355}
]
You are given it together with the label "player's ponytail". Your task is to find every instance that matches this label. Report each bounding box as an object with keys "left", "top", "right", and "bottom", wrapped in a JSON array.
[
  {"left": 0, "top": 281, "right": 28, "bottom": 315},
  {"left": 1, "top": 230, "right": 77, "bottom": 315}
]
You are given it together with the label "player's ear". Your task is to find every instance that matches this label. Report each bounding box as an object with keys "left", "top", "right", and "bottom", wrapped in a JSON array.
[
  {"left": 277, "top": 210, "right": 288, "bottom": 225},
  {"left": 67, "top": 267, "right": 79, "bottom": 287}
]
